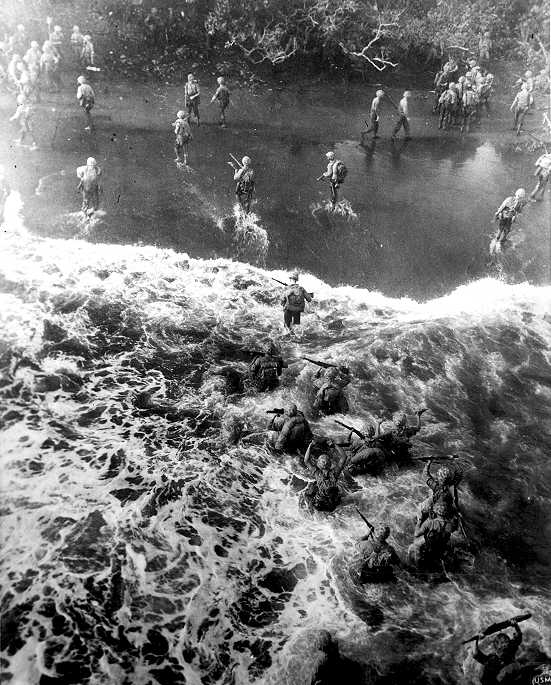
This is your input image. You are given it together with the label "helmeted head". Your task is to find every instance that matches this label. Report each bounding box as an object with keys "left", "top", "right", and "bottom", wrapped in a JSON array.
[
  {"left": 376, "top": 89, "right": 384, "bottom": 97},
  {"left": 403, "top": 90, "right": 411, "bottom": 98},
  {"left": 285, "top": 403, "right": 298, "bottom": 417},
  {"left": 376, "top": 525, "right": 391, "bottom": 542},
  {"left": 242, "top": 156, "right": 251, "bottom": 166},
  {"left": 325, "top": 366, "right": 339, "bottom": 379},
  {"left": 514, "top": 188, "right": 526, "bottom": 200},
  {"left": 484, "top": 31, "right": 490, "bottom": 37},
  {"left": 217, "top": 76, "right": 225, "bottom": 85},
  {"left": 458, "top": 76, "right": 466, "bottom": 84},
  {"left": 525, "top": 70, "right": 533, "bottom": 78},
  {"left": 473, "top": 66, "right": 481, "bottom": 73},
  {"left": 317, "top": 453, "right": 330, "bottom": 470},
  {"left": 73, "top": 25, "right": 80, "bottom": 32},
  {"left": 177, "top": 109, "right": 186, "bottom": 118},
  {"left": 187, "top": 72, "right": 194, "bottom": 81},
  {"left": 151, "top": 6, "right": 158, "bottom": 13},
  {"left": 77, "top": 75, "right": 87, "bottom": 84},
  {"left": 436, "top": 465, "right": 453, "bottom": 485},
  {"left": 468, "top": 58, "right": 477, "bottom": 68},
  {"left": 16, "top": 93, "right": 25, "bottom": 105},
  {"left": 396, "top": 414, "right": 407, "bottom": 428},
  {"left": 290, "top": 271, "right": 299, "bottom": 282},
  {"left": 264, "top": 340, "right": 279, "bottom": 355},
  {"left": 42, "top": 41, "right": 51, "bottom": 50},
  {"left": 16, "top": 24, "right": 25, "bottom": 33},
  {"left": 326, "top": 151, "right": 335, "bottom": 160},
  {"left": 84, "top": 35, "right": 92, "bottom": 41},
  {"left": 54, "top": 25, "right": 62, "bottom": 32},
  {"left": 493, "top": 633, "right": 511, "bottom": 657},
  {"left": 87, "top": 157, "right": 97, "bottom": 166},
  {"left": 432, "top": 501, "right": 449, "bottom": 518},
  {"left": 449, "top": 82, "right": 457, "bottom": 90},
  {"left": 485, "top": 73, "right": 494, "bottom": 81}
]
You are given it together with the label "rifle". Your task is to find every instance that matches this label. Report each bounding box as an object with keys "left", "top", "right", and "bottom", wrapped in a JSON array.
[
  {"left": 462, "top": 613, "right": 531, "bottom": 645},
  {"left": 355, "top": 506, "right": 375, "bottom": 537},
  {"left": 266, "top": 408, "right": 284, "bottom": 415},
  {"left": 385, "top": 92, "right": 400, "bottom": 111},
  {"left": 303, "top": 357, "right": 349, "bottom": 374},
  {"left": 271, "top": 277, "right": 314, "bottom": 298},
  {"left": 335, "top": 420, "right": 365, "bottom": 440},
  {"left": 229, "top": 153, "right": 242, "bottom": 168}
]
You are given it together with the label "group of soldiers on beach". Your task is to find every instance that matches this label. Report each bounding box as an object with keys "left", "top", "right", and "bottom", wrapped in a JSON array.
[{"left": 3, "top": 17, "right": 549, "bottom": 227}]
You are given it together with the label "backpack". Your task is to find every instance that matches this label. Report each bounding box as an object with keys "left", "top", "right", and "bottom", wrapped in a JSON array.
[
  {"left": 258, "top": 357, "right": 279, "bottom": 387},
  {"left": 334, "top": 161, "right": 347, "bottom": 184},
  {"left": 498, "top": 203, "right": 515, "bottom": 220},
  {"left": 286, "top": 285, "right": 305, "bottom": 311},
  {"left": 236, "top": 169, "right": 254, "bottom": 196},
  {"left": 320, "top": 384, "right": 340, "bottom": 411}
]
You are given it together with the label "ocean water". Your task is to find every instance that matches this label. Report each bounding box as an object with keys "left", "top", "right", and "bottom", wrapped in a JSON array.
[{"left": 1, "top": 191, "right": 550, "bottom": 684}]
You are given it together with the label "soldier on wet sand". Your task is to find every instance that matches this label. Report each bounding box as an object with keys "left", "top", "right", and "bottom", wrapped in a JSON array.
[
  {"left": 76, "top": 75, "right": 95, "bottom": 131},
  {"left": 210, "top": 76, "right": 230, "bottom": 127},
  {"left": 10, "top": 94, "right": 37, "bottom": 149},
  {"left": 184, "top": 73, "right": 201, "bottom": 126},
  {"left": 494, "top": 189, "right": 526, "bottom": 244},
  {"left": 317, "top": 151, "right": 347, "bottom": 210},
  {"left": 76, "top": 157, "right": 102, "bottom": 216},
  {"left": 529, "top": 152, "right": 551, "bottom": 201},
  {"left": 365, "top": 89, "right": 385, "bottom": 138},
  {"left": 391, "top": 91, "right": 412, "bottom": 141},
  {"left": 229, "top": 155, "right": 255, "bottom": 214},
  {"left": 173, "top": 110, "right": 192, "bottom": 165}
]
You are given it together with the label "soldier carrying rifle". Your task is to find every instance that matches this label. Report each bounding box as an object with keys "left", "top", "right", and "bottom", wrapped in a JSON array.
[
  {"left": 228, "top": 153, "right": 255, "bottom": 213},
  {"left": 272, "top": 272, "right": 313, "bottom": 333},
  {"left": 351, "top": 507, "right": 401, "bottom": 583}
]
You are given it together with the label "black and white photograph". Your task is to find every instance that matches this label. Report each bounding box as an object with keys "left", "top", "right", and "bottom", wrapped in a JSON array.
[{"left": 0, "top": 0, "right": 550, "bottom": 683}]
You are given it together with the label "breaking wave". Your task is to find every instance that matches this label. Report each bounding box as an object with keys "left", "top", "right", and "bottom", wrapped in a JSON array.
[{"left": 1, "top": 191, "right": 550, "bottom": 684}]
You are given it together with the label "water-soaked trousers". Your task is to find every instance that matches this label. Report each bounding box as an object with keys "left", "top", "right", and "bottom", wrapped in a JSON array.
[
  {"left": 82, "top": 187, "right": 100, "bottom": 213},
  {"left": 392, "top": 114, "right": 410, "bottom": 138},
  {"left": 513, "top": 106, "right": 528, "bottom": 134}
]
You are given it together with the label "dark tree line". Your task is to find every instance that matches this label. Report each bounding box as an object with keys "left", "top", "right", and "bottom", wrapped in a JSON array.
[{"left": 2, "top": 0, "right": 549, "bottom": 74}]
